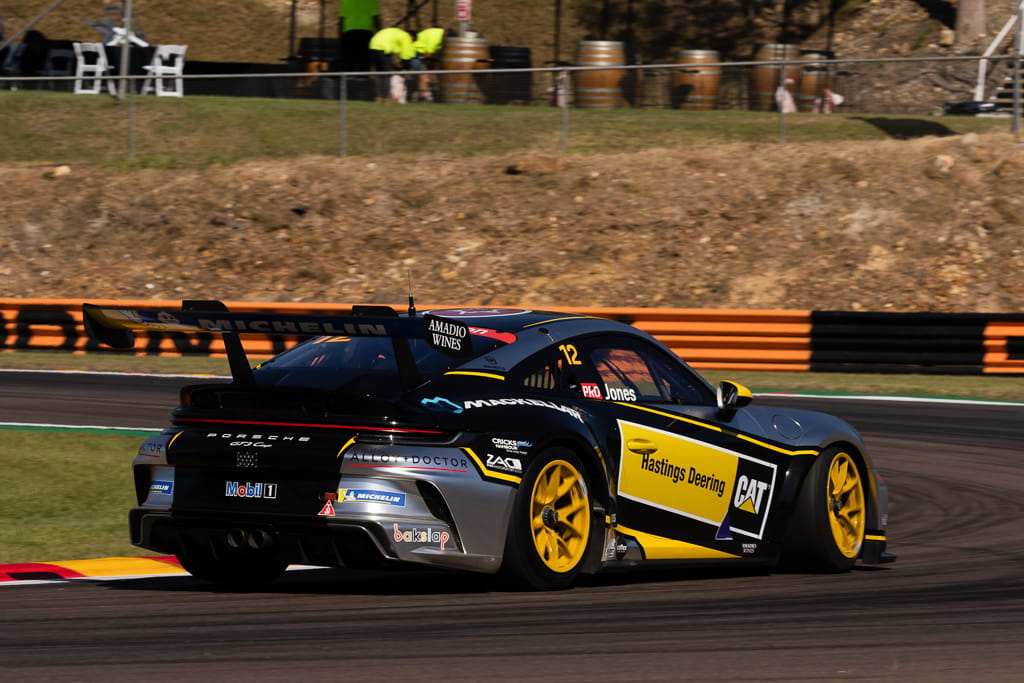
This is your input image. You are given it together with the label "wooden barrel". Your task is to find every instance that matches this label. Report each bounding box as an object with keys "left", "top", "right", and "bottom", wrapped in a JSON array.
[
  {"left": 797, "top": 51, "right": 835, "bottom": 112},
  {"left": 749, "top": 43, "right": 799, "bottom": 111},
  {"left": 440, "top": 36, "right": 490, "bottom": 104},
  {"left": 670, "top": 49, "right": 720, "bottom": 110},
  {"left": 574, "top": 40, "right": 626, "bottom": 109}
]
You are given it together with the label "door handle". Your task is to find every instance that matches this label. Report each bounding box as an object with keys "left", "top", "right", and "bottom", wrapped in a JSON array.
[{"left": 626, "top": 438, "right": 658, "bottom": 455}]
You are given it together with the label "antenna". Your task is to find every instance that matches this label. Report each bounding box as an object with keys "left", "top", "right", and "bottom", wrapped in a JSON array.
[{"left": 407, "top": 268, "right": 417, "bottom": 317}]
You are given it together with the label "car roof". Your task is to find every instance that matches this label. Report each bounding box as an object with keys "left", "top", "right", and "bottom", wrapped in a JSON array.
[
  {"left": 427, "top": 307, "right": 663, "bottom": 373},
  {"left": 425, "top": 307, "right": 614, "bottom": 334}
]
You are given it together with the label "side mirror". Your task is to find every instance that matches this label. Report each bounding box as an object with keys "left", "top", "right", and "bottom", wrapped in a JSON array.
[{"left": 716, "top": 380, "right": 753, "bottom": 419}]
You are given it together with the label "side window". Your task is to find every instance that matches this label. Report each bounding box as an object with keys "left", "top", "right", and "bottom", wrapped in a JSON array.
[
  {"left": 518, "top": 352, "right": 569, "bottom": 394},
  {"left": 587, "top": 337, "right": 715, "bottom": 405},
  {"left": 591, "top": 348, "right": 655, "bottom": 402}
]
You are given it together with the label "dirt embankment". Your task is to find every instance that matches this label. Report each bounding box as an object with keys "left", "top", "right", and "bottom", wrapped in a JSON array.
[{"left": 3, "top": 132, "right": 1024, "bottom": 313}]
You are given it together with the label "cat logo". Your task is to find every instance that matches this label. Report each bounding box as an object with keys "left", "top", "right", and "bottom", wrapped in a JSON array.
[{"left": 733, "top": 475, "right": 770, "bottom": 514}]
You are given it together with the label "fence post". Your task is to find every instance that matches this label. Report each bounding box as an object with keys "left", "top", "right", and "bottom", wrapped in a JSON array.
[
  {"left": 128, "top": 81, "right": 137, "bottom": 160},
  {"left": 1014, "top": 2, "right": 1023, "bottom": 135},
  {"left": 339, "top": 74, "right": 348, "bottom": 156},
  {"left": 777, "top": 57, "right": 788, "bottom": 144},
  {"left": 560, "top": 70, "right": 569, "bottom": 153}
]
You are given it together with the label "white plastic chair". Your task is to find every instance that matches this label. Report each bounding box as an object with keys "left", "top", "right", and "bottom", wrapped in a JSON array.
[
  {"left": 40, "top": 47, "right": 76, "bottom": 91},
  {"left": 72, "top": 42, "right": 114, "bottom": 95},
  {"left": 141, "top": 45, "right": 186, "bottom": 96}
]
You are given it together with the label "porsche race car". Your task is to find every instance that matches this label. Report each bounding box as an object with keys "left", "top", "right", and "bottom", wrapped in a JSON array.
[{"left": 84, "top": 301, "right": 894, "bottom": 590}]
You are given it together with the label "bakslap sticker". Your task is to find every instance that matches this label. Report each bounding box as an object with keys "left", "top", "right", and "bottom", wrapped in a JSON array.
[
  {"left": 393, "top": 524, "right": 451, "bottom": 550},
  {"left": 424, "top": 314, "right": 472, "bottom": 357},
  {"left": 616, "top": 420, "right": 777, "bottom": 540}
]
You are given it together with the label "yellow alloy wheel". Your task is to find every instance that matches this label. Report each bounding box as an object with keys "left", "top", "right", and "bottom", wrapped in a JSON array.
[
  {"left": 827, "top": 451, "right": 866, "bottom": 558},
  {"left": 529, "top": 459, "right": 591, "bottom": 573}
]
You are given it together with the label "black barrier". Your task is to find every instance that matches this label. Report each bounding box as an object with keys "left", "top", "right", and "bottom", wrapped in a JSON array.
[
  {"left": 12, "top": 309, "right": 83, "bottom": 351},
  {"left": 809, "top": 311, "right": 1019, "bottom": 374}
]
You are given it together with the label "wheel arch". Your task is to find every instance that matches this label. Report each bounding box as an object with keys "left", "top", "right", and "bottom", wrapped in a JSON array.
[
  {"left": 824, "top": 440, "right": 882, "bottom": 534},
  {"left": 787, "top": 440, "right": 882, "bottom": 558}
]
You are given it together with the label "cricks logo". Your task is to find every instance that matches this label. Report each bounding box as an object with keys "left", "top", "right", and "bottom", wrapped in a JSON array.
[{"left": 733, "top": 475, "right": 770, "bottom": 514}]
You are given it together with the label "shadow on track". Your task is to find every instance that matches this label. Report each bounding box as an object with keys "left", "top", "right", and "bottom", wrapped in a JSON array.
[{"left": 102, "top": 563, "right": 791, "bottom": 595}]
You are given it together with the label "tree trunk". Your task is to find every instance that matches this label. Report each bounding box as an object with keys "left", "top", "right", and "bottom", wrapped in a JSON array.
[{"left": 955, "top": 0, "right": 987, "bottom": 45}]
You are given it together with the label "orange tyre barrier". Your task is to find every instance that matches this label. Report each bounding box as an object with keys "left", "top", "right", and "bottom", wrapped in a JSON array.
[{"left": 5, "top": 299, "right": 1024, "bottom": 374}]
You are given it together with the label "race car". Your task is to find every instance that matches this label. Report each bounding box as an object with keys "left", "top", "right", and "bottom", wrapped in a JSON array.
[{"left": 84, "top": 300, "right": 894, "bottom": 590}]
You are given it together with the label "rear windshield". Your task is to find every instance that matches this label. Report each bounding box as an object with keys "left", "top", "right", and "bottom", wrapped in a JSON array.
[{"left": 253, "top": 335, "right": 503, "bottom": 394}]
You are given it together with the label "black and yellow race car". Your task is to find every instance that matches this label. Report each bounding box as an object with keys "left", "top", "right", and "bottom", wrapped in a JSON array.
[{"left": 84, "top": 301, "right": 893, "bottom": 590}]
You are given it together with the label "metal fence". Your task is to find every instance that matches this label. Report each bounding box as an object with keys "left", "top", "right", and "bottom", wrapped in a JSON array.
[{"left": 2, "top": 52, "right": 1021, "bottom": 159}]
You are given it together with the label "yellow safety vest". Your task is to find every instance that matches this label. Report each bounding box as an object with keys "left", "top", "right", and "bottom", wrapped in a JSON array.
[{"left": 369, "top": 27, "right": 416, "bottom": 61}]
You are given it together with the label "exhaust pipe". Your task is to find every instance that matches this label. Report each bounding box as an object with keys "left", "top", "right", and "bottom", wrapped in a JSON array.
[
  {"left": 226, "top": 527, "right": 247, "bottom": 549},
  {"left": 247, "top": 528, "right": 275, "bottom": 550},
  {"left": 226, "top": 527, "right": 275, "bottom": 551}
]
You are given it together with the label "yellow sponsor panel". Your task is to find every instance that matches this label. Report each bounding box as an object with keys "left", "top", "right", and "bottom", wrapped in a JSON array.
[
  {"left": 618, "top": 420, "right": 738, "bottom": 527},
  {"left": 616, "top": 525, "right": 740, "bottom": 560}
]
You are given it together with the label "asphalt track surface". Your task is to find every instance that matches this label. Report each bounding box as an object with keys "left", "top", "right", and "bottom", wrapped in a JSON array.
[{"left": 2, "top": 370, "right": 1023, "bottom": 681}]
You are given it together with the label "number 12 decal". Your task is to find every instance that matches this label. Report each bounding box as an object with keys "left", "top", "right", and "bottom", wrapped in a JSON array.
[{"left": 559, "top": 344, "right": 582, "bottom": 365}]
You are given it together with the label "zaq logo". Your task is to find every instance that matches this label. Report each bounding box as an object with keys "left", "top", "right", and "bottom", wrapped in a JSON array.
[{"left": 485, "top": 453, "right": 522, "bottom": 474}]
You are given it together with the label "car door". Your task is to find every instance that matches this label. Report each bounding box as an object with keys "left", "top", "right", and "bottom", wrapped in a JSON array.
[{"left": 573, "top": 334, "right": 785, "bottom": 562}]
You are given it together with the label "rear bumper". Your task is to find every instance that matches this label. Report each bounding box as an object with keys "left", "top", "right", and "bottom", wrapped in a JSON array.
[{"left": 130, "top": 507, "right": 501, "bottom": 574}]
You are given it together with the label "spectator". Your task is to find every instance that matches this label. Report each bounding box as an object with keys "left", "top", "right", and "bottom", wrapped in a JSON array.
[
  {"left": 411, "top": 27, "right": 445, "bottom": 101},
  {"left": 20, "top": 30, "right": 49, "bottom": 88},
  {"left": 774, "top": 77, "right": 797, "bottom": 113},
  {"left": 368, "top": 27, "right": 416, "bottom": 103},
  {"left": 338, "top": 0, "right": 381, "bottom": 99},
  {"left": 338, "top": 0, "right": 381, "bottom": 68}
]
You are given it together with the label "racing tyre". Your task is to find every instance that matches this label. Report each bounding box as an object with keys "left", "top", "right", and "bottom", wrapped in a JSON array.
[
  {"left": 500, "top": 448, "right": 593, "bottom": 590},
  {"left": 783, "top": 446, "right": 867, "bottom": 572},
  {"left": 177, "top": 551, "right": 288, "bottom": 587}
]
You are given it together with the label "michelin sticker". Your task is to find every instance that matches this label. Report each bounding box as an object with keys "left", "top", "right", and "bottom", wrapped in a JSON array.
[{"left": 338, "top": 488, "right": 407, "bottom": 506}]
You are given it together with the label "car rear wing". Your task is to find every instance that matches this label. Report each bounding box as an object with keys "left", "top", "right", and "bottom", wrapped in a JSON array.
[{"left": 82, "top": 300, "right": 486, "bottom": 385}]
